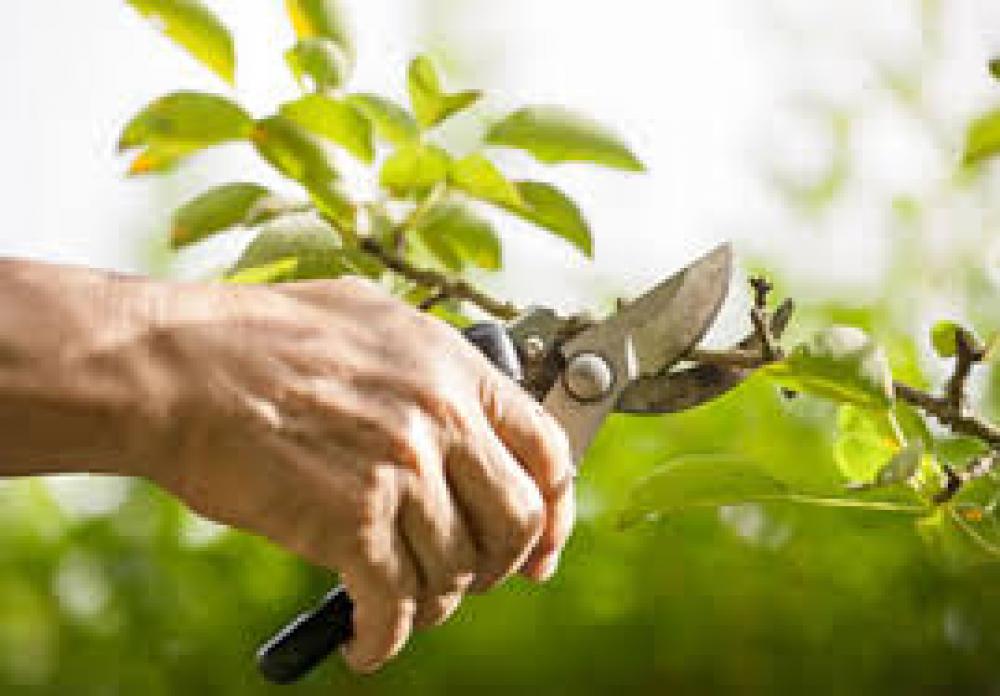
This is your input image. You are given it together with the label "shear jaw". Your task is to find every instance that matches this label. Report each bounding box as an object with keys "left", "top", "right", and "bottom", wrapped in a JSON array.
[{"left": 544, "top": 336, "right": 639, "bottom": 465}]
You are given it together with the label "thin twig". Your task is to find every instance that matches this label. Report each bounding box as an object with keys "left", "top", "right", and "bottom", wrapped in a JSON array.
[
  {"left": 418, "top": 290, "right": 450, "bottom": 312},
  {"left": 934, "top": 452, "right": 1000, "bottom": 504},
  {"left": 893, "top": 382, "right": 1000, "bottom": 448},
  {"left": 359, "top": 237, "right": 520, "bottom": 319},
  {"left": 945, "top": 328, "right": 984, "bottom": 412},
  {"left": 748, "top": 276, "right": 781, "bottom": 360}
]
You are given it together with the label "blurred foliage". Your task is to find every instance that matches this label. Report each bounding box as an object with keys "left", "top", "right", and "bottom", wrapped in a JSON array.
[{"left": 2, "top": 0, "right": 1000, "bottom": 693}]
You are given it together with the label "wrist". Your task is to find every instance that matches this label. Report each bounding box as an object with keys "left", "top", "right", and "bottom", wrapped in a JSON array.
[{"left": 0, "top": 260, "right": 176, "bottom": 479}]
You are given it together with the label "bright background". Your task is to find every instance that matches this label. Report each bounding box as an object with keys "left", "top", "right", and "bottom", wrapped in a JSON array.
[{"left": 1, "top": 1, "right": 1000, "bottom": 693}]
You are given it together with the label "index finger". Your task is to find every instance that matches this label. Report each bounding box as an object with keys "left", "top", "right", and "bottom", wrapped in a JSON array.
[{"left": 479, "top": 376, "right": 576, "bottom": 581}]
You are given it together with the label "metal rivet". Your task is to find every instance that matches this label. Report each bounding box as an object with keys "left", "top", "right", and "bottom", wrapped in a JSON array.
[
  {"left": 564, "top": 352, "right": 614, "bottom": 401},
  {"left": 521, "top": 334, "right": 546, "bottom": 362}
]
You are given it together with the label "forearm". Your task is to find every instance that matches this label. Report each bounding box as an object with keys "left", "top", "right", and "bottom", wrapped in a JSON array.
[{"left": 0, "top": 258, "right": 170, "bottom": 478}]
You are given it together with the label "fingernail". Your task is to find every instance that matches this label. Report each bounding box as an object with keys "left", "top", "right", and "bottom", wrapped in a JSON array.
[
  {"left": 341, "top": 647, "right": 381, "bottom": 675},
  {"left": 535, "top": 552, "right": 561, "bottom": 582}
]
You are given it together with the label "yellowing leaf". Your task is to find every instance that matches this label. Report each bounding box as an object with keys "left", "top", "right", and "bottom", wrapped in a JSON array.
[
  {"left": 487, "top": 106, "right": 645, "bottom": 171},
  {"left": 127, "top": 142, "right": 202, "bottom": 175},
  {"left": 119, "top": 91, "right": 252, "bottom": 172},
  {"left": 126, "top": 0, "right": 236, "bottom": 84},
  {"left": 284, "top": 0, "right": 352, "bottom": 57},
  {"left": 379, "top": 143, "right": 451, "bottom": 197},
  {"left": 503, "top": 181, "right": 592, "bottom": 256},
  {"left": 449, "top": 154, "right": 523, "bottom": 208},
  {"left": 285, "top": 38, "right": 352, "bottom": 92},
  {"left": 764, "top": 326, "right": 895, "bottom": 410},
  {"left": 280, "top": 94, "right": 373, "bottom": 163},
  {"left": 407, "top": 55, "right": 482, "bottom": 129},
  {"left": 171, "top": 183, "right": 271, "bottom": 248},
  {"left": 345, "top": 94, "right": 419, "bottom": 145}
]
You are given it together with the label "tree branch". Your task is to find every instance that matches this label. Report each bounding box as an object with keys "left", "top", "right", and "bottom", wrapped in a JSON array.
[
  {"left": 685, "top": 279, "right": 999, "bottom": 500},
  {"left": 359, "top": 237, "right": 520, "bottom": 320},
  {"left": 893, "top": 382, "right": 1000, "bottom": 448}
]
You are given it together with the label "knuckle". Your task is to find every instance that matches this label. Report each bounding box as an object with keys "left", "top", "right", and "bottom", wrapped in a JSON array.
[
  {"left": 345, "top": 466, "right": 398, "bottom": 536},
  {"left": 335, "top": 274, "right": 379, "bottom": 295},
  {"left": 515, "top": 487, "right": 546, "bottom": 540},
  {"left": 389, "top": 408, "right": 444, "bottom": 476},
  {"left": 426, "top": 569, "right": 474, "bottom": 598},
  {"left": 478, "top": 488, "right": 545, "bottom": 583}
]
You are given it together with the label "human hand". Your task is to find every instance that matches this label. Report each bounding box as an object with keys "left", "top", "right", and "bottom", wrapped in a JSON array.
[{"left": 146, "top": 277, "right": 575, "bottom": 672}]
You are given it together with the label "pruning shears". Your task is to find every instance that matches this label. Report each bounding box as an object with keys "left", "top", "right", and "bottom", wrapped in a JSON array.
[{"left": 257, "top": 243, "right": 735, "bottom": 684}]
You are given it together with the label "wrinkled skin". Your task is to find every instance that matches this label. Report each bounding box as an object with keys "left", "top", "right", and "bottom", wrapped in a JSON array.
[{"left": 0, "top": 262, "right": 575, "bottom": 673}]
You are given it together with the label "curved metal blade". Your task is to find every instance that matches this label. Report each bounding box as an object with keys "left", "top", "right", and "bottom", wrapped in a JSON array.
[
  {"left": 616, "top": 295, "right": 794, "bottom": 415},
  {"left": 560, "top": 243, "right": 732, "bottom": 375},
  {"left": 543, "top": 244, "right": 732, "bottom": 463}
]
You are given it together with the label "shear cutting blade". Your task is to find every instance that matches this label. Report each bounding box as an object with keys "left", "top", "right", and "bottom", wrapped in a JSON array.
[{"left": 543, "top": 243, "right": 732, "bottom": 463}]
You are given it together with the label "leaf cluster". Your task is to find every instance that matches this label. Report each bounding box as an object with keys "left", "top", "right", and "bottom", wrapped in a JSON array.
[{"left": 121, "top": 0, "right": 644, "bottom": 304}]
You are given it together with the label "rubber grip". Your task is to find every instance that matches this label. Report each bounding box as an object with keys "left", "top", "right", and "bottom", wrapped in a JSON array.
[{"left": 256, "top": 322, "right": 520, "bottom": 684}]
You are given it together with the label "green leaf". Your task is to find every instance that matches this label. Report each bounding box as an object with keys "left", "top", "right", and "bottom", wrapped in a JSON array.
[
  {"left": 621, "top": 454, "right": 925, "bottom": 528},
  {"left": 963, "top": 109, "right": 1000, "bottom": 165},
  {"left": 623, "top": 455, "right": 789, "bottom": 524},
  {"left": 119, "top": 92, "right": 252, "bottom": 173},
  {"left": 763, "top": 326, "right": 895, "bottom": 410},
  {"left": 503, "top": 181, "right": 592, "bottom": 256},
  {"left": 931, "top": 320, "right": 962, "bottom": 358},
  {"left": 234, "top": 216, "right": 375, "bottom": 280},
  {"left": 224, "top": 257, "right": 300, "bottom": 284},
  {"left": 991, "top": 57, "right": 1000, "bottom": 82},
  {"left": 919, "top": 506, "right": 1000, "bottom": 566},
  {"left": 449, "top": 154, "right": 523, "bottom": 208},
  {"left": 126, "top": 0, "right": 236, "bottom": 84},
  {"left": 872, "top": 442, "right": 923, "bottom": 488},
  {"left": 834, "top": 405, "right": 900, "bottom": 483},
  {"left": 285, "top": 38, "right": 352, "bottom": 92},
  {"left": 407, "top": 55, "right": 482, "bottom": 129},
  {"left": 126, "top": 142, "right": 203, "bottom": 175},
  {"left": 284, "top": 0, "right": 353, "bottom": 57},
  {"left": 309, "top": 179, "right": 356, "bottom": 233},
  {"left": 379, "top": 143, "right": 451, "bottom": 197},
  {"left": 345, "top": 94, "right": 419, "bottom": 145},
  {"left": 251, "top": 115, "right": 340, "bottom": 189},
  {"left": 984, "top": 332, "right": 1000, "bottom": 362},
  {"left": 415, "top": 202, "right": 501, "bottom": 271},
  {"left": 171, "top": 183, "right": 271, "bottom": 248},
  {"left": 279, "top": 94, "right": 374, "bottom": 163},
  {"left": 935, "top": 436, "right": 989, "bottom": 467},
  {"left": 486, "top": 106, "right": 645, "bottom": 171}
]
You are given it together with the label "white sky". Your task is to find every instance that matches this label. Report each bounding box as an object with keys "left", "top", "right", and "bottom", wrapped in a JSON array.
[{"left": 0, "top": 0, "right": 998, "bottom": 316}]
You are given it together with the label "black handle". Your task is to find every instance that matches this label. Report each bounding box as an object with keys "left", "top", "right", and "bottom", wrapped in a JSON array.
[{"left": 256, "top": 322, "right": 521, "bottom": 684}]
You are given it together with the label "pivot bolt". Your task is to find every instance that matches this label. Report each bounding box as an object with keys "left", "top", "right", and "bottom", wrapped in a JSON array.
[
  {"left": 564, "top": 352, "right": 614, "bottom": 401},
  {"left": 521, "top": 334, "right": 546, "bottom": 362}
]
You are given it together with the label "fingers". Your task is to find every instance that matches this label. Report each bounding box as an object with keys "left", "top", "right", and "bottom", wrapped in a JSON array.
[
  {"left": 397, "top": 454, "right": 478, "bottom": 629},
  {"left": 480, "top": 377, "right": 576, "bottom": 581},
  {"left": 338, "top": 524, "right": 420, "bottom": 674},
  {"left": 446, "top": 424, "right": 546, "bottom": 592}
]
